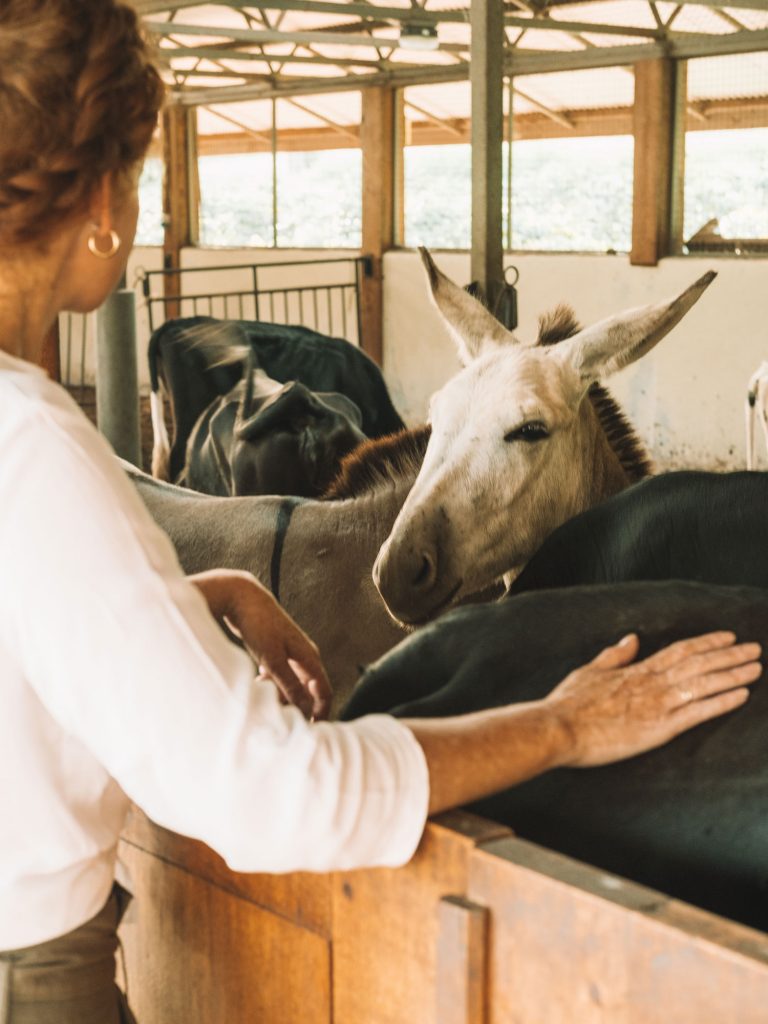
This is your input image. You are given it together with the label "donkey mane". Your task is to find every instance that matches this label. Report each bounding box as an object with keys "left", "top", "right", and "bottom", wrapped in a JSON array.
[
  {"left": 323, "top": 425, "right": 432, "bottom": 500},
  {"left": 536, "top": 304, "right": 652, "bottom": 482}
]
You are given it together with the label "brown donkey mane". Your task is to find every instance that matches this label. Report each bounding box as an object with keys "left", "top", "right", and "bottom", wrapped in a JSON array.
[
  {"left": 323, "top": 424, "right": 432, "bottom": 500},
  {"left": 537, "top": 305, "right": 652, "bottom": 483}
]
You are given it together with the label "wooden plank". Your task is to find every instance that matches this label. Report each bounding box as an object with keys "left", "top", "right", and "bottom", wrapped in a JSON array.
[
  {"left": 669, "top": 60, "right": 688, "bottom": 255},
  {"left": 120, "top": 806, "right": 331, "bottom": 936},
  {"left": 118, "top": 840, "right": 331, "bottom": 1024},
  {"left": 468, "top": 835, "right": 768, "bottom": 1024},
  {"left": 394, "top": 88, "right": 406, "bottom": 247},
  {"left": 360, "top": 86, "right": 397, "bottom": 365},
  {"left": 332, "top": 811, "right": 510, "bottom": 1024},
  {"left": 436, "top": 895, "right": 489, "bottom": 1024},
  {"left": 195, "top": 92, "right": 768, "bottom": 156},
  {"left": 162, "top": 106, "right": 197, "bottom": 318},
  {"left": 631, "top": 58, "right": 675, "bottom": 266}
]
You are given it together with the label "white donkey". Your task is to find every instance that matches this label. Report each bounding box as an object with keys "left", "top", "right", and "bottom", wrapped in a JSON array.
[
  {"left": 374, "top": 249, "right": 716, "bottom": 625},
  {"left": 746, "top": 361, "right": 768, "bottom": 470}
]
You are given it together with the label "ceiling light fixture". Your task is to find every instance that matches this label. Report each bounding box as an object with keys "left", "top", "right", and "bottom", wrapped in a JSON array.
[{"left": 398, "top": 22, "right": 440, "bottom": 51}]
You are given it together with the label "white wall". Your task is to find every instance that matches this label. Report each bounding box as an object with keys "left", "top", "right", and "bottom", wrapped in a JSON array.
[{"left": 382, "top": 250, "right": 768, "bottom": 471}]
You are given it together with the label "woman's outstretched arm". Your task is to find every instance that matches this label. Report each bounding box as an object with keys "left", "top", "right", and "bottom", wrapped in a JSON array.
[{"left": 407, "top": 631, "right": 761, "bottom": 815}]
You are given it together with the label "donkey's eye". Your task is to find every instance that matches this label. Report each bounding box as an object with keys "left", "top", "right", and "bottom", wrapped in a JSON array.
[{"left": 504, "top": 421, "right": 549, "bottom": 443}]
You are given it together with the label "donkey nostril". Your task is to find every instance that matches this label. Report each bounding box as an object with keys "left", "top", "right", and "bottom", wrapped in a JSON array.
[{"left": 412, "top": 552, "right": 436, "bottom": 589}]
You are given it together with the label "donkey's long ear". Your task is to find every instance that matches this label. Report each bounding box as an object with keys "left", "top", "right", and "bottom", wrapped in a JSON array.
[
  {"left": 420, "top": 247, "right": 515, "bottom": 365},
  {"left": 559, "top": 271, "right": 715, "bottom": 384}
]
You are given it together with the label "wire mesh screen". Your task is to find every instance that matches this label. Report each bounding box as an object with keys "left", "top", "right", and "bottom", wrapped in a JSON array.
[
  {"left": 507, "top": 67, "right": 635, "bottom": 254},
  {"left": 401, "top": 69, "right": 635, "bottom": 254},
  {"left": 684, "top": 53, "right": 768, "bottom": 254}
]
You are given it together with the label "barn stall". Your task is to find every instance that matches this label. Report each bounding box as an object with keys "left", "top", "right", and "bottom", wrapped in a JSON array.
[{"left": 54, "top": 0, "right": 768, "bottom": 1019}]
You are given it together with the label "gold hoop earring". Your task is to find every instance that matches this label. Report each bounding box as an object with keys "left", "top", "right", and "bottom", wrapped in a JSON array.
[{"left": 87, "top": 228, "right": 121, "bottom": 260}]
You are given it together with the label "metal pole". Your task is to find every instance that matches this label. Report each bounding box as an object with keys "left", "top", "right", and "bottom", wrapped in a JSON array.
[
  {"left": 506, "top": 75, "right": 514, "bottom": 251},
  {"left": 95, "top": 288, "right": 142, "bottom": 467},
  {"left": 470, "top": 0, "right": 504, "bottom": 308},
  {"left": 271, "top": 97, "right": 279, "bottom": 247}
]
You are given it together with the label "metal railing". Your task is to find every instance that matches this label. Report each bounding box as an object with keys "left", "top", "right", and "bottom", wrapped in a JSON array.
[
  {"left": 60, "top": 311, "right": 94, "bottom": 392},
  {"left": 60, "top": 254, "right": 371, "bottom": 392},
  {"left": 137, "top": 255, "right": 371, "bottom": 344}
]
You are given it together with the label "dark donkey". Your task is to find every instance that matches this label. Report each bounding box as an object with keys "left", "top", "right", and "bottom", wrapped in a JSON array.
[
  {"left": 342, "top": 579, "right": 768, "bottom": 932},
  {"left": 508, "top": 469, "right": 768, "bottom": 595},
  {"left": 149, "top": 317, "right": 404, "bottom": 493},
  {"left": 182, "top": 350, "right": 366, "bottom": 497}
]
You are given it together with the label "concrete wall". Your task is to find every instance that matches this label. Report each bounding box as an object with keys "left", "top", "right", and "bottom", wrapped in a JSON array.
[{"left": 382, "top": 250, "right": 768, "bottom": 471}]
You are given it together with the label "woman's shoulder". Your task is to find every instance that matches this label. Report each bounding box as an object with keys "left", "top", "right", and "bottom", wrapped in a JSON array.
[
  {"left": 0, "top": 355, "right": 99, "bottom": 456},
  {"left": 0, "top": 356, "right": 174, "bottom": 573},
  {"left": 0, "top": 354, "right": 136, "bottom": 513}
]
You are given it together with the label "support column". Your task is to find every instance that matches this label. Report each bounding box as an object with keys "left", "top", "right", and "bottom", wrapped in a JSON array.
[
  {"left": 505, "top": 76, "right": 514, "bottom": 251},
  {"left": 162, "top": 105, "right": 199, "bottom": 316},
  {"left": 669, "top": 60, "right": 688, "bottom": 256},
  {"left": 471, "top": 0, "right": 505, "bottom": 308},
  {"left": 393, "top": 89, "right": 406, "bottom": 247},
  {"left": 360, "top": 87, "right": 397, "bottom": 365},
  {"left": 96, "top": 289, "right": 141, "bottom": 467},
  {"left": 631, "top": 58, "right": 679, "bottom": 266}
]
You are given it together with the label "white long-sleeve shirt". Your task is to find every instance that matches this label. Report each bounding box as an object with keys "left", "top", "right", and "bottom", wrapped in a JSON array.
[{"left": 0, "top": 350, "right": 429, "bottom": 950}]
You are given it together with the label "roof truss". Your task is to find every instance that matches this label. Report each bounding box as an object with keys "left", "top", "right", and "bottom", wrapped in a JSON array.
[{"left": 136, "top": 0, "right": 768, "bottom": 105}]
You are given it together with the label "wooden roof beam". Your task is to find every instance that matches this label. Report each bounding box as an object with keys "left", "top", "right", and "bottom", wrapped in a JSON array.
[
  {"left": 158, "top": 45, "right": 384, "bottom": 68},
  {"left": 202, "top": 104, "right": 272, "bottom": 141},
  {"left": 405, "top": 99, "right": 465, "bottom": 138},
  {"left": 139, "top": 0, "right": 687, "bottom": 41},
  {"left": 283, "top": 98, "right": 360, "bottom": 142},
  {"left": 513, "top": 86, "right": 575, "bottom": 129},
  {"left": 145, "top": 18, "right": 467, "bottom": 53},
  {"left": 171, "top": 27, "right": 768, "bottom": 104}
]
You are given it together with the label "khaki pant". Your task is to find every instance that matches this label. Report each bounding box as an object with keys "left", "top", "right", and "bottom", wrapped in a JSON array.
[{"left": 0, "top": 885, "right": 137, "bottom": 1024}]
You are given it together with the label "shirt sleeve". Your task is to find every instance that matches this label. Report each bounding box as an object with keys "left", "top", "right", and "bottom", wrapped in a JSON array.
[{"left": 0, "top": 398, "right": 429, "bottom": 873}]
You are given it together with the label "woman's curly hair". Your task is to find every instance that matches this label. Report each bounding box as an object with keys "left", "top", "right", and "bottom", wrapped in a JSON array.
[{"left": 0, "top": 0, "right": 165, "bottom": 246}]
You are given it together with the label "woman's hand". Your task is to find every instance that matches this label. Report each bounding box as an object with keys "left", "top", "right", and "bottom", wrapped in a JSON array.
[
  {"left": 190, "top": 569, "right": 332, "bottom": 721},
  {"left": 546, "top": 631, "right": 762, "bottom": 768}
]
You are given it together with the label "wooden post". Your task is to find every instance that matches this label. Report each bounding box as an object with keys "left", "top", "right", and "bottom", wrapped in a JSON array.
[
  {"left": 360, "top": 86, "right": 397, "bottom": 365},
  {"left": 162, "top": 105, "right": 198, "bottom": 317},
  {"left": 436, "top": 896, "right": 489, "bottom": 1024},
  {"left": 471, "top": 0, "right": 504, "bottom": 308},
  {"left": 394, "top": 89, "right": 406, "bottom": 247},
  {"left": 631, "top": 58, "right": 677, "bottom": 266},
  {"left": 669, "top": 60, "right": 688, "bottom": 255}
]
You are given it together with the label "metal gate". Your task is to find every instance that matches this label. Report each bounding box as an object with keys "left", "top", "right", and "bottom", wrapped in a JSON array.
[{"left": 61, "top": 255, "right": 371, "bottom": 391}]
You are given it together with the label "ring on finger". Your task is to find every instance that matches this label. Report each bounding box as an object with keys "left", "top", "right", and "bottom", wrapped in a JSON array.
[{"left": 678, "top": 688, "right": 693, "bottom": 703}]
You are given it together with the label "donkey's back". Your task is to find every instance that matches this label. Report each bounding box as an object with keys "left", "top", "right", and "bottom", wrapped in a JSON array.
[{"left": 343, "top": 580, "right": 768, "bottom": 932}]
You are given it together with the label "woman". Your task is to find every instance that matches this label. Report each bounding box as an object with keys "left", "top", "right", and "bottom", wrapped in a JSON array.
[{"left": 0, "top": 3, "right": 761, "bottom": 1021}]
